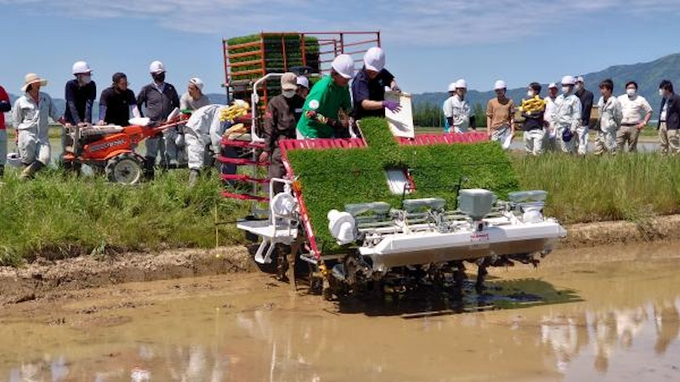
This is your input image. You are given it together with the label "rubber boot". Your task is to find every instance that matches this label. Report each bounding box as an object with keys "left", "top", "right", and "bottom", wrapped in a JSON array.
[
  {"left": 0, "top": 164, "right": 4, "bottom": 179},
  {"left": 188, "top": 169, "right": 200, "bottom": 187},
  {"left": 144, "top": 157, "right": 155, "bottom": 181},
  {"left": 19, "top": 161, "right": 44, "bottom": 181}
]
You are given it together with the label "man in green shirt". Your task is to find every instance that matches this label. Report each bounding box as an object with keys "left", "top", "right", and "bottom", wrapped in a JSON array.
[{"left": 296, "top": 54, "right": 354, "bottom": 138}]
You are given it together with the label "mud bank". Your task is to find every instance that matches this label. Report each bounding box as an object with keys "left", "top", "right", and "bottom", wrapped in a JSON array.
[
  {"left": 2, "top": 215, "right": 680, "bottom": 306},
  {"left": 0, "top": 247, "right": 254, "bottom": 305}
]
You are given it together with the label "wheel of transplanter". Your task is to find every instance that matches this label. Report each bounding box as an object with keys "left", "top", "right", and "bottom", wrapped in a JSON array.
[{"left": 105, "top": 153, "right": 144, "bottom": 185}]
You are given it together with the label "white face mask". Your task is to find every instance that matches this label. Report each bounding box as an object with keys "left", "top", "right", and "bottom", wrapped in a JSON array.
[
  {"left": 527, "top": 90, "right": 534, "bottom": 98},
  {"left": 282, "top": 90, "right": 295, "bottom": 99},
  {"left": 626, "top": 88, "right": 636, "bottom": 97},
  {"left": 562, "top": 86, "right": 571, "bottom": 94},
  {"left": 575, "top": 83, "right": 583, "bottom": 91},
  {"left": 659, "top": 89, "right": 665, "bottom": 97}
]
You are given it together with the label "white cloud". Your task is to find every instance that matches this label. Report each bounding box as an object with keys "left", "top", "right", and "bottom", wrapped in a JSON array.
[{"left": 0, "top": 0, "right": 671, "bottom": 45}]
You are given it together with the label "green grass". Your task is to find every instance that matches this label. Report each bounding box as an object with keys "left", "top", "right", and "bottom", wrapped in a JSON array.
[
  {"left": 4, "top": 121, "right": 680, "bottom": 267},
  {"left": 286, "top": 118, "right": 520, "bottom": 253},
  {"left": 513, "top": 153, "right": 680, "bottom": 224},
  {"left": 0, "top": 168, "right": 249, "bottom": 266}
]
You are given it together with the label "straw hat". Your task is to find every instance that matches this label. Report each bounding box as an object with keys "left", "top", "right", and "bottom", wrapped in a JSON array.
[{"left": 21, "top": 73, "right": 48, "bottom": 92}]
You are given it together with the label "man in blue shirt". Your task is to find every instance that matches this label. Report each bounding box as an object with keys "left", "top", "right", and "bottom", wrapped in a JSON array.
[{"left": 351, "top": 47, "right": 401, "bottom": 122}]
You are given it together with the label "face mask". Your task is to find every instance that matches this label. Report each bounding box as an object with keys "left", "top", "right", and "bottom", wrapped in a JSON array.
[
  {"left": 282, "top": 90, "right": 295, "bottom": 99},
  {"left": 575, "top": 83, "right": 583, "bottom": 91},
  {"left": 626, "top": 89, "right": 636, "bottom": 97},
  {"left": 79, "top": 74, "right": 92, "bottom": 85},
  {"left": 562, "top": 86, "right": 571, "bottom": 94},
  {"left": 153, "top": 72, "right": 166, "bottom": 83},
  {"left": 527, "top": 91, "right": 534, "bottom": 98},
  {"left": 659, "top": 89, "right": 665, "bottom": 97}
]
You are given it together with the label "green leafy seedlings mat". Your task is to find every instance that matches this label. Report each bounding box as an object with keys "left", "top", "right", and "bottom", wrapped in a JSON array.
[{"left": 286, "top": 118, "right": 520, "bottom": 252}]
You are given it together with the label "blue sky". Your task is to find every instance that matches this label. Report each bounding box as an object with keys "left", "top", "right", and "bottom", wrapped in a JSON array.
[{"left": 0, "top": 0, "right": 677, "bottom": 98}]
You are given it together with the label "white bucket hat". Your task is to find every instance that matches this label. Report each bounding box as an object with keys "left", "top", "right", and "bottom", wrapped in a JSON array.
[{"left": 21, "top": 73, "right": 48, "bottom": 92}]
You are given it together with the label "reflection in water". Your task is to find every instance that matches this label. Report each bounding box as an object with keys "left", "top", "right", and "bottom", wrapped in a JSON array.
[
  {"left": 4, "top": 297, "right": 680, "bottom": 381},
  {"left": 539, "top": 297, "right": 680, "bottom": 378}
]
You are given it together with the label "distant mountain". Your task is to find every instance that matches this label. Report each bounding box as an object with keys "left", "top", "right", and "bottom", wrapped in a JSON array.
[{"left": 413, "top": 53, "right": 680, "bottom": 113}]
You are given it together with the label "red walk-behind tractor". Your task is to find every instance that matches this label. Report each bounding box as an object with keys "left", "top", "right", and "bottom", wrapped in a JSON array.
[{"left": 62, "top": 113, "right": 188, "bottom": 185}]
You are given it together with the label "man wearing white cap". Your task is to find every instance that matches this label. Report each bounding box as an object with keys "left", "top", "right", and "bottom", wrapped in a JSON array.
[
  {"left": 442, "top": 82, "right": 457, "bottom": 132},
  {"left": 296, "top": 76, "right": 310, "bottom": 99},
  {"left": 63, "top": 61, "right": 97, "bottom": 165},
  {"left": 446, "top": 79, "right": 473, "bottom": 133},
  {"left": 259, "top": 73, "right": 306, "bottom": 193},
  {"left": 543, "top": 82, "right": 560, "bottom": 151},
  {"left": 297, "top": 54, "right": 353, "bottom": 139},
  {"left": 180, "top": 77, "right": 211, "bottom": 112},
  {"left": 177, "top": 78, "right": 210, "bottom": 166},
  {"left": 351, "top": 47, "right": 401, "bottom": 123},
  {"left": 0, "top": 84, "right": 10, "bottom": 178},
  {"left": 574, "top": 76, "right": 594, "bottom": 155},
  {"left": 12, "top": 73, "right": 61, "bottom": 179},
  {"left": 486, "top": 80, "right": 515, "bottom": 147},
  {"left": 137, "top": 60, "right": 180, "bottom": 176},
  {"left": 550, "top": 75, "right": 582, "bottom": 153}
]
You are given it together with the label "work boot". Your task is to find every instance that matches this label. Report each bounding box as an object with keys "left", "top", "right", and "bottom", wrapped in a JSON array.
[
  {"left": 188, "top": 169, "right": 200, "bottom": 187},
  {"left": 19, "top": 161, "right": 44, "bottom": 181},
  {"left": 143, "top": 157, "right": 155, "bottom": 181}
]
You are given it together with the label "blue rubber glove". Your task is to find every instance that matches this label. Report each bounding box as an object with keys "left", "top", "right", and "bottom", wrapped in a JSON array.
[{"left": 382, "top": 100, "right": 402, "bottom": 113}]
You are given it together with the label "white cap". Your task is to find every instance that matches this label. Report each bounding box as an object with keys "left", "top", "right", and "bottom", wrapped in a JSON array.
[
  {"left": 494, "top": 80, "right": 506, "bottom": 90},
  {"left": 456, "top": 79, "right": 468, "bottom": 89},
  {"left": 331, "top": 54, "right": 355, "bottom": 79},
  {"left": 561, "top": 75, "right": 576, "bottom": 85},
  {"left": 363, "top": 47, "right": 385, "bottom": 72},
  {"left": 296, "top": 76, "right": 309, "bottom": 89},
  {"left": 548, "top": 82, "right": 558, "bottom": 89},
  {"left": 189, "top": 77, "right": 204, "bottom": 91},
  {"left": 149, "top": 60, "right": 166, "bottom": 74},
  {"left": 447, "top": 82, "right": 457, "bottom": 92},
  {"left": 576, "top": 76, "right": 584, "bottom": 83},
  {"left": 72, "top": 61, "right": 92, "bottom": 75}
]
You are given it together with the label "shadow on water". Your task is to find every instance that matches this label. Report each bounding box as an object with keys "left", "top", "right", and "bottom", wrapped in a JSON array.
[{"left": 335, "top": 278, "right": 582, "bottom": 318}]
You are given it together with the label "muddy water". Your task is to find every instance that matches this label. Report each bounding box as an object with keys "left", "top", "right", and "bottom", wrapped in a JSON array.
[{"left": 1, "top": 243, "right": 680, "bottom": 382}]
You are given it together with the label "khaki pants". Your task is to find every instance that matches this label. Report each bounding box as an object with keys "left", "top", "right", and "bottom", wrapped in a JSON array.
[
  {"left": 593, "top": 129, "right": 617, "bottom": 155},
  {"left": 523, "top": 129, "right": 546, "bottom": 156},
  {"left": 659, "top": 122, "right": 680, "bottom": 155},
  {"left": 616, "top": 124, "right": 641, "bottom": 152}
]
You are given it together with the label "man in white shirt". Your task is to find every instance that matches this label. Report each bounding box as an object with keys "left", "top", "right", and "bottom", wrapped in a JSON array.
[
  {"left": 616, "top": 81, "right": 652, "bottom": 152},
  {"left": 12, "top": 73, "right": 61, "bottom": 179},
  {"left": 442, "top": 82, "right": 456, "bottom": 132},
  {"left": 445, "top": 79, "right": 472, "bottom": 133},
  {"left": 551, "top": 76, "right": 582, "bottom": 154}
]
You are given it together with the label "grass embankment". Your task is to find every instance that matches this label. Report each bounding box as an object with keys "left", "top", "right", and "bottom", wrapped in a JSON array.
[
  {"left": 0, "top": 169, "right": 248, "bottom": 266},
  {"left": 514, "top": 153, "right": 680, "bottom": 224}
]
